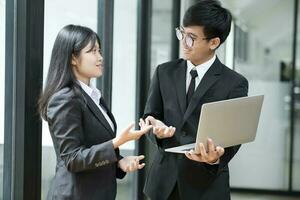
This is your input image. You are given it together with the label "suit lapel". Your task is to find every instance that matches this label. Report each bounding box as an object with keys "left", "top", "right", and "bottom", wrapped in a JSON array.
[
  {"left": 81, "top": 90, "right": 115, "bottom": 137},
  {"left": 183, "top": 57, "right": 223, "bottom": 122},
  {"left": 172, "top": 60, "right": 187, "bottom": 115},
  {"left": 100, "top": 98, "right": 117, "bottom": 132}
]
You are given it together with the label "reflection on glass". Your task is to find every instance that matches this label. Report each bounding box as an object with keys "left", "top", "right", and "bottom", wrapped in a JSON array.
[
  {"left": 216, "top": 22, "right": 234, "bottom": 68},
  {"left": 151, "top": 0, "right": 173, "bottom": 75},
  {"left": 145, "top": 0, "right": 173, "bottom": 196},
  {"left": 112, "top": 0, "right": 137, "bottom": 199},
  {"left": 221, "top": 0, "right": 294, "bottom": 190},
  {"left": 42, "top": 0, "right": 97, "bottom": 199},
  {"left": 293, "top": 1, "right": 300, "bottom": 191},
  {"left": 0, "top": 0, "right": 5, "bottom": 198}
]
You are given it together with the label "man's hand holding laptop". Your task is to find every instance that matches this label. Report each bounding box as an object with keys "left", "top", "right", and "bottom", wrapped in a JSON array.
[
  {"left": 185, "top": 138, "right": 224, "bottom": 165},
  {"left": 140, "top": 116, "right": 224, "bottom": 165}
]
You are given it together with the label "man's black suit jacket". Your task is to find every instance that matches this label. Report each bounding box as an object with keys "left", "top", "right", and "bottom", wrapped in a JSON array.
[
  {"left": 46, "top": 86, "right": 126, "bottom": 200},
  {"left": 143, "top": 57, "right": 248, "bottom": 200}
]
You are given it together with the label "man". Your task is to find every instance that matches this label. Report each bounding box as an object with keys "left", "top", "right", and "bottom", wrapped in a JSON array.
[{"left": 140, "top": 1, "right": 248, "bottom": 199}]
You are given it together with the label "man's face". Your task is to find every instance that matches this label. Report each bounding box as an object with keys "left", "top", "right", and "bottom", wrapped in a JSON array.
[{"left": 180, "top": 26, "right": 217, "bottom": 65}]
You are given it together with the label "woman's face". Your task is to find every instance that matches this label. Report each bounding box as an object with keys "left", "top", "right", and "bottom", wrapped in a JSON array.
[{"left": 72, "top": 41, "right": 103, "bottom": 85}]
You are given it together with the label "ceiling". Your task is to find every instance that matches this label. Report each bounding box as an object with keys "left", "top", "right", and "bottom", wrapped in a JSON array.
[{"left": 222, "top": 0, "right": 297, "bottom": 56}]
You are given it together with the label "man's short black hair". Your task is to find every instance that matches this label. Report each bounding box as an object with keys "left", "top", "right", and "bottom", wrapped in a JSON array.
[{"left": 183, "top": 0, "right": 232, "bottom": 45}]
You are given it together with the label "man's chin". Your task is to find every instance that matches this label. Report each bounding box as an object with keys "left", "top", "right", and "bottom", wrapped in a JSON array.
[{"left": 182, "top": 54, "right": 191, "bottom": 61}]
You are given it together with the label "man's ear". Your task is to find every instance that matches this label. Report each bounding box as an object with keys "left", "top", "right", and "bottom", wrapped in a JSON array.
[{"left": 209, "top": 37, "right": 221, "bottom": 50}]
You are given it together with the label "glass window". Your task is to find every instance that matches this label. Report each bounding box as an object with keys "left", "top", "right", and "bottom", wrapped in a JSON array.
[
  {"left": 293, "top": 0, "right": 300, "bottom": 191},
  {"left": 146, "top": 0, "right": 173, "bottom": 176},
  {"left": 222, "top": 0, "right": 295, "bottom": 190},
  {"left": 215, "top": 21, "right": 235, "bottom": 69},
  {"left": 151, "top": 0, "right": 173, "bottom": 75},
  {"left": 0, "top": 0, "right": 5, "bottom": 198},
  {"left": 42, "top": 0, "right": 98, "bottom": 199},
  {"left": 112, "top": 0, "right": 137, "bottom": 199}
]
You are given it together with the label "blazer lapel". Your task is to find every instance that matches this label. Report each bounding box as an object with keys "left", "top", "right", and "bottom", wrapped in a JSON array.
[
  {"left": 81, "top": 91, "right": 115, "bottom": 137},
  {"left": 183, "top": 57, "right": 223, "bottom": 123},
  {"left": 100, "top": 98, "right": 117, "bottom": 133},
  {"left": 172, "top": 60, "right": 187, "bottom": 115}
]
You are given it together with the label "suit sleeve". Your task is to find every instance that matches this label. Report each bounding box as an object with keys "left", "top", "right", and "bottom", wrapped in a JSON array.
[
  {"left": 218, "top": 76, "right": 249, "bottom": 171},
  {"left": 115, "top": 148, "right": 126, "bottom": 179},
  {"left": 47, "top": 93, "right": 118, "bottom": 173},
  {"left": 143, "top": 66, "right": 164, "bottom": 147}
]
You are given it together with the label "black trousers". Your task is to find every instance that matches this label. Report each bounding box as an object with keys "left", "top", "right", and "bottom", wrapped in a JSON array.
[{"left": 168, "top": 183, "right": 181, "bottom": 200}]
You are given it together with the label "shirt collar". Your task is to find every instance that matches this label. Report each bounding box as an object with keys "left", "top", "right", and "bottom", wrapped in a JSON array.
[
  {"left": 78, "top": 80, "right": 102, "bottom": 101},
  {"left": 187, "top": 54, "right": 216, "bottom": 75}
]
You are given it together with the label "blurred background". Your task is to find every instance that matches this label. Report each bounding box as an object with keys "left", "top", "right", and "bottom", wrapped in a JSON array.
[{"left": 1, "top": 0, "right": 300, "bottom": 199}]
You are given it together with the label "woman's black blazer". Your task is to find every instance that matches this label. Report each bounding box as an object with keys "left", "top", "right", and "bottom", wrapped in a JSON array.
[{"left": 46, "top": 87, "right": 125, "bottom": 200}]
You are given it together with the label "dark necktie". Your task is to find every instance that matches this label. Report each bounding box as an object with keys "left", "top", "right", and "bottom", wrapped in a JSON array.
[{"left": 186, "top": 69, "right": 198, "bottom": 107}]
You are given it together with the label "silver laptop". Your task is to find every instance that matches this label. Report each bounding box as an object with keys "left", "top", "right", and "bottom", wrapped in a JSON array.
[{"left": 165, "top": 95, "right": 264, "bottom": 154}]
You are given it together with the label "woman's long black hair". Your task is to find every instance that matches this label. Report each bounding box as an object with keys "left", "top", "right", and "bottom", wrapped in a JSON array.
[{"left": 39, "top": 24, "right": 100, "bottom": 121}]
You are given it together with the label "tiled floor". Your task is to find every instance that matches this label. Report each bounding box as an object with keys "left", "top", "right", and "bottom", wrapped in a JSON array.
[
  {"left": 232, "top": 192, "right": 300, "bottom": 200},
  {"left": 116, "top": 181, "right": 300, "bottom": 200}
]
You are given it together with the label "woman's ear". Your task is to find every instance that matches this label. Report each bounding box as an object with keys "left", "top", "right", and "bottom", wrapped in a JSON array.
[
  {"left": 71, "top": 54, "right": 78, "bottom": 66},
  {"left": 209, "top": 37, "right": 221, "bottom": 50}
]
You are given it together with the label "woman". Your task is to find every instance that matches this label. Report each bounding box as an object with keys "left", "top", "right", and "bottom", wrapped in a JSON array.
[{"left": 39, "top": 24, "right": 152, "bottom": 200}]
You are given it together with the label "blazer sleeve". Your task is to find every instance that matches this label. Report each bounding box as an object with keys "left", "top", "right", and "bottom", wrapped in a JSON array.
[
  {"left": 207, "top": 76, "right": 249, "bottom": 173},
  {"left": 115, "top": 148, "right": 126, "bottom": 179},
  {"left": 143, "top": 66, "right": 164, "bottom": 148},
  {"left": 47, "top": 92, "right": 118, "bottom": 173}
]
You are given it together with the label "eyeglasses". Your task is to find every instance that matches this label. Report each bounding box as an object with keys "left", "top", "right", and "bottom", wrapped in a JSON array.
[{"left": 175, "top": 26, "right": 211, "bottom": 48}]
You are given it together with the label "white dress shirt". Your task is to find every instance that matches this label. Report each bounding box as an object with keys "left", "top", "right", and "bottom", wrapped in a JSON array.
[
  {"left": 186, "top": 55, "right": 220, "bottom": 165},
  {"left": 186, "top": 54, "right": 216, "bottom": 93},
  {"left": 78, "top": 80, "right": 115, "bottom": 132}
]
